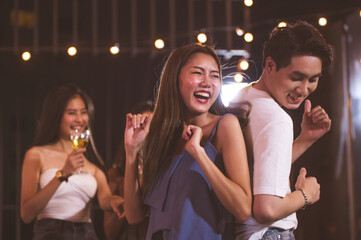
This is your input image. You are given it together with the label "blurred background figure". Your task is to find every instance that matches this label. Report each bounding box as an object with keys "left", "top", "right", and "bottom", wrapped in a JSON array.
[
  {"left": 20, "top": 84, "right": 123, "bottom": 240},
  {"left": 104, "top": 101, "right": 154, "bottom": 240}
]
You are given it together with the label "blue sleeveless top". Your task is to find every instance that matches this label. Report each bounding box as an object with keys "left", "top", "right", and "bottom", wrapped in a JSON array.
[{"left": 144, "top": 114, "right": 235, "bottom": 240}]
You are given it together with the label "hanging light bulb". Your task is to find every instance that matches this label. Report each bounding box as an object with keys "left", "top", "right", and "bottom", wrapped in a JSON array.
[
  {"left": 68, "top": 46, "right": 77, "bottom": 56},
  {"left": 278, "top": 22, "right": 287, "bottom": 28},
  {"left": 22, "top": 51, "right": 31, "bottom": 61},
  {"left": 235, "top": 27, "right": 244, "bottom": 36},
  {"left": 110, "top": 44, "right": 120, "bottom": 55},
  {"left": 244, "top": 33, "right": 253, "bottom": 42},
  {"left": 238, "top": 60, "right": 249, "bottom": 70},
  {"left": 234, "top": 73, "right": 243, "bottom": 83},
  {"left": 318, "top": 17, "right": 327, "bottom": 26},
  {"left": 154, "top": 39, "right": 165, "bottom": 49},
  {"left": 197, "top": 33, "right": 207, "bottom": 43},
  {"left": 244, "top": 0, "right": 253, "bottom": 7}
]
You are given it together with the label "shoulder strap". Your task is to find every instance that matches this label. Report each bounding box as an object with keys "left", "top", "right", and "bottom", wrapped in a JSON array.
[{"left": 208, "top": 113, "right": 233, "bottom": 142}]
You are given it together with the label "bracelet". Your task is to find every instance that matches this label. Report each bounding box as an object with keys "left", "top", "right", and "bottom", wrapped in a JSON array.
[{"left": 297, "top": 188, "right": 308, "bottom": 210}]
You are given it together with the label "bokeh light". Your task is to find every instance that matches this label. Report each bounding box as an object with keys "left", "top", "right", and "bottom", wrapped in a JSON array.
[
  {"left": 197, "top": 33, "right": 207, "bottom": 43},
  {"left": 68, "top": 46, "right": 77, "bottom": 56},
  {"left": 154, "top": 39, "right": 165, "bottom": 49}
]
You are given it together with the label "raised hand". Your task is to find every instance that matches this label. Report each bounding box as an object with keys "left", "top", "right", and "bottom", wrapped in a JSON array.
[
  {"left": 124, "top": 113, "right": 153, "bottom": 156},
  {"left": 294, "top": 167, "right": 320, "bottom": 205},
  {"left": 300, "top": 99, "right": 331, "bottom": 143},
  {"left": 62, "top": 149, "right": 86, "bottom": 176},
  {"left": 182, "top": 124, "right": 204, "bottom": 157}
]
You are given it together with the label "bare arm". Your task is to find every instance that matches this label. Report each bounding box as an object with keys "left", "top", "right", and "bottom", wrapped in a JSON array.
[
  {"left": 183, "top": 115, "right": 252, "bottom": 222},
  {"left": 124, "top": 113, "right": 152, "bottom": 224},
  {"left": 94, "top": 167, "right": 123, "bottom": 214},
  {"left": 20, "top": 148, "right": 85, "bottom": 223},
  {"left": 253, "top": 168, "right": 320, "bottom": 224},
  {"left": 103, "top": 168, "right": 126, "bottom": 240},
  {"left": 292, "top": 100, "right": 331, "bottom": 163}
]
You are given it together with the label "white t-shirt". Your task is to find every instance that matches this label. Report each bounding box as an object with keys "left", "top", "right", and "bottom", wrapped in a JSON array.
[{"left": 234, "top": 83, "right": 298, "bottom": 240}]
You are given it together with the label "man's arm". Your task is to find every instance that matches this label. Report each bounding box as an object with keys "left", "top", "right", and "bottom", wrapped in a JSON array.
[
  {"left": 292, "top": 100, "right": 331, "bottom": 163},
  {"left": 253, "top": 168, "right": 320, "bottom": 223}
]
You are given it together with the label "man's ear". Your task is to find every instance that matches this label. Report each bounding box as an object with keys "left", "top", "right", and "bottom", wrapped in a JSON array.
[{"left": 265, "top": 57, "right": 276, "bottom": 72}]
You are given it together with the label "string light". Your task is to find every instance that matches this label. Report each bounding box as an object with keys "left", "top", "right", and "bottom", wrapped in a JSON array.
[
  {"left": 244, "top": 0, "right": 253, "bottom": 7},
  {"left": 278, "top": 22, "right": 287, "bottom": 28},
  {"left": 318, "top": 17, "right": 327, "bottom": 26},
  {"left": 154, "top": 39, "right": 165, "bottom": 49},
  {"left": 197, "top": 33, "right": 207, "bottom": 43},
  {"left": 234, "top": 73, "right": 243, "bottom": 83},
  {"left": 68, "top": 46, "right": 77, "bottom": 56},
  {"left": 235, "top": 27, "right": 244, "bottom": 36},
  {"left": 22, "top": 51, "right": 31, "bottom": 61},
  {"left": 110, "top": 44, "right": 120, "bottom": 55},
  {"left": 238, "top": 60, "right": 249, "bottom": 70},
  {"left": 244, "top": 33, "right": 253, "bottom": 42}
]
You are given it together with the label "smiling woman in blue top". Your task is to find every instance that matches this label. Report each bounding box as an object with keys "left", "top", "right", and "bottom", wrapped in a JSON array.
[{"left": 124, "top": 43, "right": 252, "bottom": 239}]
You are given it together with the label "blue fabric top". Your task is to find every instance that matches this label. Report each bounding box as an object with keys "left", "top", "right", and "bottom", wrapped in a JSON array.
[{"left": 144, "top": 114, "right": 235, "bottom": 240}]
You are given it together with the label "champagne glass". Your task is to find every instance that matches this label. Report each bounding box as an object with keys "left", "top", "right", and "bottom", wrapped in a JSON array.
[{"left": 70, "top": 129, "right": 90, "bottom": 174}]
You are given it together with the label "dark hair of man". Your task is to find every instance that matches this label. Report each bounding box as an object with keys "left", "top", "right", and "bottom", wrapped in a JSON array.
[
  {"left": 262, "top": 20, "right": 333, "bottom": 71},
  {"left": 33, "top": 83, "right": 104, "bottom": 166}
]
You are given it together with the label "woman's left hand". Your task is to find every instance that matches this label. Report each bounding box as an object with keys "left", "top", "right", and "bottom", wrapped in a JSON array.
[
  {"left": 110, "top": 195, "right": 126, "bottom": 220},
  {"left": 182, "top": 124, "right": 203, "bottom": 156}
]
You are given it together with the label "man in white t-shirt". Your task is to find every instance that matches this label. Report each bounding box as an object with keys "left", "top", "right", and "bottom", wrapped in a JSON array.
[{"left": 233, "top": 21, "right": 333, "bottom": 240}]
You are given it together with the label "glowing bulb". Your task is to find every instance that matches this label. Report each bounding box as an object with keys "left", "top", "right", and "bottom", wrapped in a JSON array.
[
  {"left": 22, "top": 51, "right": 31, "bottom": 61},
  {"left": 234, "top": 73, "right": 243, "bottom": 83},
  {"left": 110, "top": 45, "right": 119, "bottom": 55},
  {"left": 154, "top": 39, "right": 165, "bottom": 49},
  {"left": 235, "top": 27, "right": 244, "bottom": 36},
  {"left": 278, "top": 22, "right": 287, "bottom": 28},
  {"left": 244, "top": 33, "right": 253, "bottom": 42},
  {"left": 197, "top": 33, "right": 207, "bottom": 43},
  {"left": 318, "top": 17, "right": 327, "bottom": 26},
  {"left": 239, "top": 60, "right": 249, "bottom": 70},
  {"left": 68, "top": 46, "right": 77, "bottom": 56},
  {"left": 244, "top": 0, "right": 253, "bottom": 7}
]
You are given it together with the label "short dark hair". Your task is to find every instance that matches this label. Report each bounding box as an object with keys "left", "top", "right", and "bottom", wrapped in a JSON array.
[{"left": 262, "top": 20, "right": 333, "bottom": 70}]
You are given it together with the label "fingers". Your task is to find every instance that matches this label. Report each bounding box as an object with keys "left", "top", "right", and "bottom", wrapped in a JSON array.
[
  {"left": 143, "top": 113, "right": 153, "bottom": 132},
  {"left": 304, "top": 99, "right": 311, "bottom": 114},
  {"left": 126, "top": 113, "right": 134, "bottom": 128},
  {"left": 182, "top": 125, "right": 193, "bottom": 141},
  {"left": 299, "top": 167, "right": 307, "bottom": 178},
  {"left": 309, "top": 105, "right": 332, "bottom": 130},
  {"left": 127, "top": 113, "right": 151, "bottom": 129}
]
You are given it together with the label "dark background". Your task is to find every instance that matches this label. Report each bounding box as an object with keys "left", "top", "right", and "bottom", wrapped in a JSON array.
[{"left": 1, "top": 0, "right": 361, "bottom": 239}]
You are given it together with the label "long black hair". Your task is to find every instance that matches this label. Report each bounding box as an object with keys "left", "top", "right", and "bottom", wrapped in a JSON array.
[{"left": 34, "top": 83, "right": 104, "bottom": 166}]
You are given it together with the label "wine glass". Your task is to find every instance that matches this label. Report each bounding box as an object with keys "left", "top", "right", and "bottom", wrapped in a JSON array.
[{"left": 70, "top": 129, "right": 90, "bottom": 174}]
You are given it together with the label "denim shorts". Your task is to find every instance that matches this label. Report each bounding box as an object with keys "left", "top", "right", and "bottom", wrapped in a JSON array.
[
  {"left": 261, "top": 228, "right": 295, "bottom": 240},
  {"left": 33, "top": 218, "right": 98, "bottom": 240}
]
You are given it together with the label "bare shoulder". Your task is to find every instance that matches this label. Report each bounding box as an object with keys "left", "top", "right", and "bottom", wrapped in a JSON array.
[
  {"left": 23, "top": 146, "right": 45, "bottom": 170},
  {"left": 213, "top": 114, "right": 243, "bottom": 146},
  {"left": 218, "top": 114, "right": 242, "bottom": 131},
  {"left": 91, "top": 164, "right": 107, "bottom": 180},
  {"left": 24, "top": 146, "right": 42, "bottom": 162}
]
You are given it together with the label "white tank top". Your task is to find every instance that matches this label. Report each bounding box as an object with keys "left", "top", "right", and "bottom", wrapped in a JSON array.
[{"left": 38, "top": 168, "right": 97, "bottom": 222}]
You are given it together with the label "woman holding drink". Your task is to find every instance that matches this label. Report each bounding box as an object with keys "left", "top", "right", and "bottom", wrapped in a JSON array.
[
  {"left": 20, "top": 84, "right": 123, "bottom": 240},
  {"left": 124, "top": 43, "right": 252, "bottom": 239}
]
